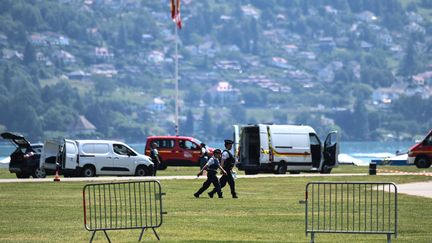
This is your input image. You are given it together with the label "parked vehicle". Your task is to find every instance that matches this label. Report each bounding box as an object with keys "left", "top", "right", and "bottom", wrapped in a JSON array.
[
  {"left": 0, "top": 132, "right": 46, "bottom": 178},
  {"left": 41, "top": 139, "right": 154, "bottom": 177},
  {"left": 408, "top": 129, "right": 432, "bottom": 168},
  {"left": 234, "top": 124, "right": 339, "bottom": 174},
  {"left": 144, "top": 136, "right": 213, "bottom": 169}
]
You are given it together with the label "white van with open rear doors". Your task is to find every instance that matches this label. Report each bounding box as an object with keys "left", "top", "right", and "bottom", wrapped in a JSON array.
[
  {"left": 41, "top": 139, "right": 154, "bottom": 177},
  {"left": 234, "top": 124, "right": 339, "bottom": 174}
]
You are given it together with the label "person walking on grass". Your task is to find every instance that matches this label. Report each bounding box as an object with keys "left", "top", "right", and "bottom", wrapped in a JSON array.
[
  {"left": 150, "top": 142, "right": 161, "bottom": 176},
  {"left": 208, "top": 139, "right": 238, "bottom": 198},
  {"left": 194, "top": 149, "right": 227, "bottom": 198}
]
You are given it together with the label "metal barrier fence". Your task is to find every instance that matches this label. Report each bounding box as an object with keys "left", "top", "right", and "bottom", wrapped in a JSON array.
[
  {"left": 83, "top": 180, "right": 166, "bottom": 242},
  {"left": 301, "top": 182, "right": 397, "bottom": 243}
]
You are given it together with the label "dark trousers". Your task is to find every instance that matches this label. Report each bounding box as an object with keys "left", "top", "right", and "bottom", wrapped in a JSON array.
[
  {"left": 195, "top": 170, "right": 222, "bottom": 197},
  {"left": 210, "top": 170, "right": 236, "bottom": 197},
  {"left": 153, "top": 162, "right": 159, "bottom": 176}
]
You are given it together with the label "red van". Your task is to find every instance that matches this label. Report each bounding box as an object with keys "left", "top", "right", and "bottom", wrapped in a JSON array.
[
  {"left": 408, "top": 129, "right": 432, "bottom": 168},
  {"left": 144, "top": 136, "right": 213, "bottom": 169}
]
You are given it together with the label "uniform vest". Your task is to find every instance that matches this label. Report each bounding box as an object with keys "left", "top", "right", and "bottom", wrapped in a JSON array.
[
  {"left": 223, "top": 150, "right": 235, "bottom": 170},
  {"left": 207, "top": 157, "right": 220, "bottom": 171}
]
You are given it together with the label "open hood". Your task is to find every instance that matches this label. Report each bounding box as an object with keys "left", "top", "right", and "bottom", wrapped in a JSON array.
[{"left": 0, "top": 132, "right": 32, "bottom": 150}]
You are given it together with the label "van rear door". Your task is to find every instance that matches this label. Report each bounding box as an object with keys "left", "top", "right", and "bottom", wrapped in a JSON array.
[
  {"left": 63, "top": 139, "right": 78, "bottom": 170},
  {"left": 233, "top": 125, "right": 240, "bottom": 162},
  {"left": 323, "top": 131, "right": 339, "bottom": 168}
]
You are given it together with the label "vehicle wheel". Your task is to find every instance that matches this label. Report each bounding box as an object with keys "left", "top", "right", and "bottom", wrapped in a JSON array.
[
  {"left": 276, "top": 162, "right": 287, "bottom": 174},
  {"left": 82, "top": 165, "right": 96, "bottom": 177},
  {"left": 289, "top": 171, "right": 300, "bottom": 174},
  {"left": 320, "top": 165, "right": 332, "bottom": 174},
  {"left": 32, "top": 167, "right": 46, "bottom": 178},
  {"left": 415, "top": 156, "right": 431, "bottom": 168},
  {"left": 158, "top": 163, "right": 167, "bottom": 170},
  {"left": 135, "top": 165, "right": 151, "bottom": 176},
  {"left": 16, "top": 173, "right": 30, "bottom": 179}
]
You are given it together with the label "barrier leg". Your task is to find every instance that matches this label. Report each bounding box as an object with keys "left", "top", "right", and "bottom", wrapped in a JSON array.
[
  {"left": 103, "top": 230, "right": 111, "bottom": 243},
  {"left": 138, "top": 228, "right": 146, "bottom": 241},
  {"left": 89, "top": 231, "right": 96, "bottom": 243},
  {"left": 310, "top": 232, "right": 315, "bottom": 243},
  {"left": 152, "top": 228, "right": 160, "bottom": 241},
  {"left": 387, "top": 234, "right": 391, "bottom": 243}
]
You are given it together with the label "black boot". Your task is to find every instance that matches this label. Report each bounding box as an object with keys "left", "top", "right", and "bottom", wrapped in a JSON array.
[{"left": 194, "top": 192, "right": 199, "bottom": 198}]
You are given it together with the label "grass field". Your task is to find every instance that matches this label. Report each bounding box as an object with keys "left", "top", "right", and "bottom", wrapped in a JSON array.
[{"left": 0, "top": 166, "right": 432, "bottom": 242}]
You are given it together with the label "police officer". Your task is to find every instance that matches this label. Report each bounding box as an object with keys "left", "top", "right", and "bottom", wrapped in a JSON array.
[
  {"left": 150, "top": 142, "right": 161, "bottom": 176},
  {"left": 199, "top": 142, "right": 209, "bottom": 169},
  {"left": 209, "top": 140, "right": 238, "bottom": 198},
  {"left": 194, "top": 149, "right": 227, "bottom": 198}
]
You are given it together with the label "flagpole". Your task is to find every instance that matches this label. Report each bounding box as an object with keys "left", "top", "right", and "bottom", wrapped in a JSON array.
[{"left": 174, "top": 23, "right": 179, "bottom": 136}]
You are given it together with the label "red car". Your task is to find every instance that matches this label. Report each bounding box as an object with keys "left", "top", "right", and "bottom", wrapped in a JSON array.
[
  {"left": 408, "top": 129, "right": 432, "bottom": 168},
  {"left": 144, "top": 136, "right": 213, "bottom": 170}
]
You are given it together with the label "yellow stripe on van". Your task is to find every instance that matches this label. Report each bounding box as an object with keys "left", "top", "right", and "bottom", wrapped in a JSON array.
[{"left": 271, "top": 148, "right": 310, "bottom": 157}]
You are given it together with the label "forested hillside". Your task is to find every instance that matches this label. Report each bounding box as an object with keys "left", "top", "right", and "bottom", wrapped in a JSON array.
[{"left": 0, "top": 0, "right": 431, "bottom": 142}]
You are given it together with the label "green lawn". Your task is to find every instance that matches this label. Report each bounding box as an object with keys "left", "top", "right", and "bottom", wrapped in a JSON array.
[{"left": 0, "top": 173, "right": 431, "bottom": 242}]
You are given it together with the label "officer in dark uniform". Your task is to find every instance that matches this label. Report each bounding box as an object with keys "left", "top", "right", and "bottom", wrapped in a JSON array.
[
  {"left": 194, "top": 149, "right": 227, "bottom": 198},
  {"left": 209, "top": 140, "right": 238, "bottom": 198},
  {"left": 150, "top": 142, "right": 161, "bottom": 176},
  {"left": 199, "top": 142, "right": 209, "bottom": 169}
]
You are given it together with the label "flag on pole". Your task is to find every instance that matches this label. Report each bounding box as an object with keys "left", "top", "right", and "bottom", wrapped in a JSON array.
[{"left": 171, "top": 0, "right": 182, "bottom": 29}]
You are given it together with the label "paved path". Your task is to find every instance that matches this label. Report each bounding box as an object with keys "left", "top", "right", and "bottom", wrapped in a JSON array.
[
  {"left": 1, "top": 173, "right": 431, "bottom": 199},
  {"left": 396, "top": 181, "right": 432, "bottom": 198}
]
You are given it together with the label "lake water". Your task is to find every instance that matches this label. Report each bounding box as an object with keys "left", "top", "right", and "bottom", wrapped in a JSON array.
[{"left": 0, "top": 140, "right": 414, "bottom": 167}]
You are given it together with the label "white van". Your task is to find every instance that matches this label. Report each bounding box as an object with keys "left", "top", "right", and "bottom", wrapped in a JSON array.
[
  {"left": 41, "top": 139, "right": 154, "bottom": 177},
  {"left": 234, "top": 124, "right": 339, "bottom": 174}
]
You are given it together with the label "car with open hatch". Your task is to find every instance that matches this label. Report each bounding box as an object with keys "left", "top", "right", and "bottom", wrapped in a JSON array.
[{"left": 1, "top": 131, "right": 47, "bottom": 178}]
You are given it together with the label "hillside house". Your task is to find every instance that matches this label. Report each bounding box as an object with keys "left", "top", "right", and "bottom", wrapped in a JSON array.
[
  {"left": 205, "top": 81, "right": 241, "bottom": 106},
  {"left": 95, "top": 47, "right": 114, "bottom": 60},
  {"left": 2, "top": 49, "right": 23, "bottom": 60},
  {"left": 147, "top": 98, "right": 166, "bottom": 112},
  {"left": 68, "top": 115, "right": 96, "bottom": 136},
  {"left": 52, "top": 50, "right": 75, "bottom": 64},
  {"left": 67, "top": 70, "right": 91, "bottom": 80}
]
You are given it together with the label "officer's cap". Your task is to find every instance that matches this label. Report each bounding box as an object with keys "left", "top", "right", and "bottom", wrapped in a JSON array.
[
  {"left": 224, "top": 139, "right": 234, "bottom": 145},
  {"left": 213, "top": 149, "right": 222, "bottom": 154}
]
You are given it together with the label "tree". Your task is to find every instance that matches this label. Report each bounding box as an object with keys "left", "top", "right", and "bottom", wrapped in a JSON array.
[
  {"left": 23, "top": 42, "right": 36, "bottom": 65},
  {"left": 182, "top": 110, "right": 194, "bottom": 135},
  {"left": 93, "top": 75, "right": 116, "bottom": 95},
  {"left": 116, "top": 23, "right": 128, "bottom": 48},
  {"left": 398, "top": 38, "right": 418, "bottom": 76},
  {"left": 201, "top": 109, "right": 213, "bottom": 139},
  {"left": 351, "top": 99, "right": 370, "bottom": 140},
  {"left": 230, "top": 104, "right": 246, "bottom": 124}
]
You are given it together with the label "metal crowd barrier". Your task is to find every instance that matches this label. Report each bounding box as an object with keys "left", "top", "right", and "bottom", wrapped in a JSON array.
[
  {"left": 301, "top": 182, "right": 397, "bottom": 243},
  {"left": 83, "top": 180, "right": 166, "bottom": 242}
]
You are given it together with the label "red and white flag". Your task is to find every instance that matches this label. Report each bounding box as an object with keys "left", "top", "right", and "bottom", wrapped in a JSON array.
[{"left": 171, "top": 0, "right": 182, "bottom": 29}]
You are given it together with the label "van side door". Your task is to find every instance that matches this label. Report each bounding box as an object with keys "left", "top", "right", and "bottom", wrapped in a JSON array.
[
  {"left": 112, "top": 143, "right": 137, "bottom": 175},
  {"left": 179, "top": 139, "right": 201, "bottom": 165},
  {"left": 63, "top": 139, "right": 78, "bottom": 170},
  {"left": 323, "top": 131, "right": 339, "bottom": 167}
]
